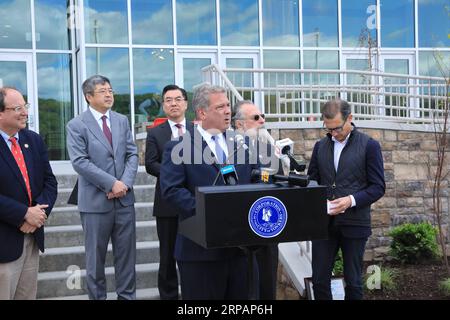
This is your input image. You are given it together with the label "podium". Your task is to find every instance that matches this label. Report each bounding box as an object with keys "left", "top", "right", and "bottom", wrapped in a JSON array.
[{"left": 179, "top": 182, "right": 329, "bottom": 249}]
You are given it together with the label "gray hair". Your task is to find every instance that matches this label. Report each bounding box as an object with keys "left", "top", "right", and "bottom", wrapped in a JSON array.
[
  {"left": 192, "top": 83, "right": 226, "bottom": 113},
  {"left": 321, "top": 99, "right": 352, "bottom": 121},
  {"left": 231, "top": 100, "right": 254, "bottom": 129},
  {"left": 82, "top": 75, "right": 111, "bottom": 104}
]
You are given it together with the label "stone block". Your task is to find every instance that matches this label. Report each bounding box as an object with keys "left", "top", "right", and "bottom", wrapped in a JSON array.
[
  {"left": 280, "top": 129, "right": 302, "bottom": 142},
  {"left": 394, "top": 164, "right": 428, "bottom": 180},
  {"left": 384, "top": 130, "right": 397, "bottom": 141},
  {"left": 392, "top": 151, "right": 409, "bottom": 163},
  {"left": 302, "top": 129, "right": 320, "bottom": 140}
]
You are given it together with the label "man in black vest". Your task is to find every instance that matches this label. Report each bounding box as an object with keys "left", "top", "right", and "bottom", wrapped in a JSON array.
[
  {"left": 145, "top": 84, "right": 193, "bottom": 300},
  {"left": 307, "top": 99, "right": 385, "bottom": 300}
]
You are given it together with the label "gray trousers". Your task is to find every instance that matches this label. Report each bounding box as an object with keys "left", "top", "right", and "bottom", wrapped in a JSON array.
[
  {"left": 80, "top": 204, "right": 136, "bottom": 300},
  {"left": 0, "top": 234, "right": 39, "bottom": 300}
]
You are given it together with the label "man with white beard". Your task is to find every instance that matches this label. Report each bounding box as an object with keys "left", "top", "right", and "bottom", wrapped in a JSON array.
[{"left": 232, "top": 100, "right": 282, "bottom": 300}]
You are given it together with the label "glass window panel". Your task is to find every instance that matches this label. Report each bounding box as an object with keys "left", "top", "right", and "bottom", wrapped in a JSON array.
[
  {"left": 37, "top": 53, "right": 73, "bottom": 161},
  {"left": 176, "top": 0, "right": 216, "bottom": 45},
  {"left": 220, "top": 0, "right": 259, "bottom": 46},
  {"left": 183, "top": 58, "right": 212, "bottom": 92},
  {"left": 226, "top": 57, "right": 254, "bottom": 100},
  {"left": 35, "top": 0, "right": 70, "bottom": 49},
  {"left": 182, "top": 57, "right": 212, "bottom": 120},
  {"left": 0, "top": 0, "right": 32, "bottom": 49},
  {"left": 342, "top": 0, "right": 377, "bottom": 47},
  {"left": 418, "top": 0, "right": 450, "bottom": 47},
  {"left": 302, "top": 0, "right": 338, "bottom": 47},
  {"left": 133, "top": 48, "right": 174, "bottom": 125},
  {"left": 380, "top": 0, "right": 414, "bottom": 48},
  {"left": 263, "top": 50, "right": 300, "bottom": 120},
  {"left": 132, "top": 0, "right": 173, "bottom": 45},
  {"left": 262, "top": 0, "right": 299, "bottom": 46},
  {"left": 84, "top": 0, "right": 128, "bottom": 44},
  {"left": 86, "top": 48, "right": 131, "bottom": 119},
  {"left": 0, "top": 61, "right": 27, "bottom": 94},
  {"left": 384, "top": 59, "right": 409, "bottom": 75},
  {"left": 303, "top": 51, "right": 339, "bottom": 70},
  {"left": 419, "top": 51, "right": 450, "bottom": 77}
]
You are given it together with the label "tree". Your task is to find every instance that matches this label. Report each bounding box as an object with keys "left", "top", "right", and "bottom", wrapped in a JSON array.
[{"left": 429, "top": 50, "right": 450, "bottom": 276}]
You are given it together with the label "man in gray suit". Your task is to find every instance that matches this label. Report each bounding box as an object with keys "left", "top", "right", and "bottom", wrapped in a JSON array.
[{"left": 66, "top": 75, "right": 138, "bottom": 300}]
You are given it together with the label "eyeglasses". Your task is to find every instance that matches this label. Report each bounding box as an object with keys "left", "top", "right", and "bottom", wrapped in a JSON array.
[
  {"left": 94, "top": 89, "right": 114, "bottom": 95},
  {"left": 250, "top": 114, "right": 265, "bottom": 121},
  {"left": 323, "top": 116, "right": 348, "bottom": 134},
  {"left": 164, "top": 97, "right": 185, "bottom": 104},
  {"left": 3, "top": 103, "right": 31, "bottom": 113}
]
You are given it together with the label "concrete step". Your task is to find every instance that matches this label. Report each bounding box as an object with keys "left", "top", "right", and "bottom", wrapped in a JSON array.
[
  {"left": 54, "top": 184, "right": 155, "bottom": 207},
  {"left": 47, "top": 202, "right": 154, "bottom": 226},
  {"left": 45, "top": 220, "right": 158, "bottom": 248},
  {"left": 41, "top": 287, "right": 161, "bottom": 300},
  {"left": 37, "top": 262, "right": 159, "bottom": 299},
  {"left": 54, "top": 167, "right": 156, "bottom": 189},
  {"left": 39, "top": 240, "right": 159, "bottom": 272}
]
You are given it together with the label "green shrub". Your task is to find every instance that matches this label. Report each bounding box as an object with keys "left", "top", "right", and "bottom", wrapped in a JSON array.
[
  {"left": 389, "top": 222, "right": 439, "bottom": 264},
  {"left": 439, "top": 278, "right": 450, "bottom": 297}
]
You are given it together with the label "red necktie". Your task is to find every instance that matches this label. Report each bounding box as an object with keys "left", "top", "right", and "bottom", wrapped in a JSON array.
[
  {"left": 9, "top": 137, "right": 32, "bottom": 205},
  {"left": 101, "top": 115, "right": 113, "bottom": 147},
  {"left": 174, "top": 123, "right": 184, "bottom": 137}
]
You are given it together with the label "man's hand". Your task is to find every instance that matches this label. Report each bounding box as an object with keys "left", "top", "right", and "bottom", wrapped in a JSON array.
[
  {"left": 24, "top": 204, "right": 48, "bottom": 228},
  {"left": 110, "top": 180, "right": 128, "bottom": 198},
  {"left": 20, "top": 221, "right": 37, "bottom": 234},
  {"left": 328, "top": 196, "right": 352, "bottom": 215}
]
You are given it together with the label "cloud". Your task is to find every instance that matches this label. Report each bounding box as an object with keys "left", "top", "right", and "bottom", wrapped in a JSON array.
[
  {"left": 84, "top": 7, "right": 128, "bottom": 44},
  {"left": 132, "top": 4, "right": 173, "bottom": 44},
  {"left": 220, "top": 1, "right": 259, "bottom": 46}
]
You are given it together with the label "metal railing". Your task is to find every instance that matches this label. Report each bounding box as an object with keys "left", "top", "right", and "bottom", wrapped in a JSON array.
[{"left": 202, "top": 64, "right": 448, "bottom": 124}]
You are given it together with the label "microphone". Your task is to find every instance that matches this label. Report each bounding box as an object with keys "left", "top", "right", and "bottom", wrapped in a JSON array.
[
  {"left": 281, "top": 145, "right": 306, "bottom": 172},
  {"left": 212, "top": 134, "right": 249, "bottom": 185},
  {"left": 251, "top": 169, "right": 309, "bottom": 187},
  {"left": 219, "top": 164, "right": 238, "bottom": 185}
]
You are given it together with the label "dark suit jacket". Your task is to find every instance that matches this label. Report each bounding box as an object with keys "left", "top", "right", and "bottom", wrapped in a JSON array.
[
  {"left": 160, "top": 126, "right": 259, "bottom": 261},
  {"left": 0, "top": 129, "right": 58, "bottom": 263},
  {"left": 145, "top": 120, "right": 194, "bottom": 218}
]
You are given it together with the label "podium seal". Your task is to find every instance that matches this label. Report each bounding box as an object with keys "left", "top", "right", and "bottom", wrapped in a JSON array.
[{"left": 248, "top": 196, "right": 288, "bottom": 238}]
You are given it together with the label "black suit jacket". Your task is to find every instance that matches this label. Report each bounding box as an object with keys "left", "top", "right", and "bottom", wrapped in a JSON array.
[
  {"left": 145, "top": 120, "right": 194, "bottom": 217},
  {"left": 160, "top": 126, "right": 260, "bottom": 261},
  {"left": 0, "top": 129, "right": 58, "bottom": 263}
]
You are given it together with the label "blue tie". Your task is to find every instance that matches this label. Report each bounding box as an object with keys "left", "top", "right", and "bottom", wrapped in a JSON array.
[{"left": 212, "top": 135, "right": 226, "bottom": 164}]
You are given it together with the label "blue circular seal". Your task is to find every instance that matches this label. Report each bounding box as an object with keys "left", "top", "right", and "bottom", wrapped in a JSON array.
[{"left": 248, "top": 196, "right": 288, "bottom": 238}]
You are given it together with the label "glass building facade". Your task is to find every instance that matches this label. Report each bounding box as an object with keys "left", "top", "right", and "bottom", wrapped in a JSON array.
[{"left": 0, "top": 0, "right": 448, "bottom": 160}]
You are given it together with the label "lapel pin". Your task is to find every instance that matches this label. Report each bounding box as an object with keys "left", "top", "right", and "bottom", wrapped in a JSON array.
[{"left": 24, "top": 144, "right": 29, "bottom": 148}]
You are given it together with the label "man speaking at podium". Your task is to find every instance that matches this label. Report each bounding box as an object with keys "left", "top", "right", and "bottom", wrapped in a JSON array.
[{"left": 160, "top": 84, "right": 259, "bottom": 300}]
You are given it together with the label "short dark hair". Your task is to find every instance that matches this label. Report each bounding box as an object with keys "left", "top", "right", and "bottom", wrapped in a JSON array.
[
  {"left": 162, "top": 84, "right": 187, "bottom": 101},
  {"left": 82, "top": 75, "right": 111, "bottom": 104},
  {"left": 0, "top": 87, "right": 19, "bottom": 112},
  {"left": 321, "top": 99, "right": 352, "bottom": 121}
]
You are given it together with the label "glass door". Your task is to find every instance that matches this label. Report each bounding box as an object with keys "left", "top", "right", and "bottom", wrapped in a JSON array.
[
  {"left": 177, "top": 52, "right": 217, "bottom": 120},
  {"left": 379, "top": 55, "right": 415, "bottom": 118},
  {"left": 221, "top": 53, "right": 261, "bottom": 108},
  {"left": 0, "top": 53, "right": 36, "bottom": 131}
]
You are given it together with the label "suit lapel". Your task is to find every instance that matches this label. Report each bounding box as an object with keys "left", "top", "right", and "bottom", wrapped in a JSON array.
[
  {"left": 0, "top": 132, "right": 29, "bottom": 196},
  {"left": 82, "top": 110, "right": 114, "bottom": 155},
  {"left": 159, "top": 121, "right": 173, "bottom": 143},
  {"left": 19, "top": 131, "right": 35, "bottom": 194},
  {"left": 110, "top": 111, "right": 120, "bottom": 156}
]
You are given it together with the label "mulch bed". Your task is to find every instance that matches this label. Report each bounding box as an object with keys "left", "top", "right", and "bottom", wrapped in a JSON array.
[{"left": 363, "top": 260, "right": 450, "bottom": 300}]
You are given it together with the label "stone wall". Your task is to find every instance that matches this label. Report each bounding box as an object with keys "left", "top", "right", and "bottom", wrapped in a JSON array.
[
  {"left": 136, "top": 126, "right": 450, "bottom": 261},
  {"left": 268, "top": 127, "right": 450, "bottom": 261}
]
